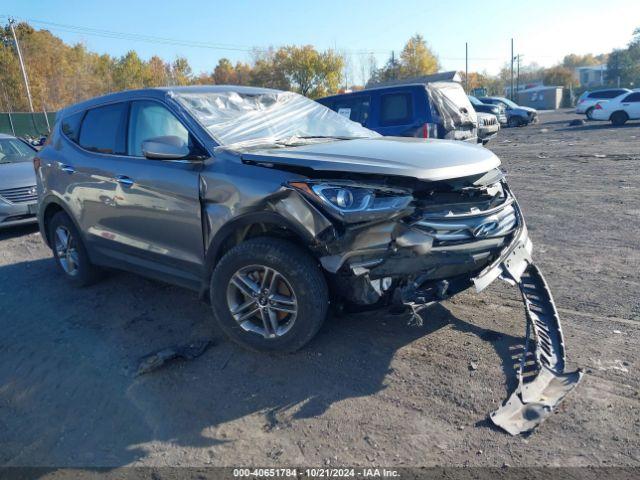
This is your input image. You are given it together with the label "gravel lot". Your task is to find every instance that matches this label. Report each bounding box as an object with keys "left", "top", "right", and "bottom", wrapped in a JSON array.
[{"left": 0, "top": 109, "right": 638, "bottom": 468}]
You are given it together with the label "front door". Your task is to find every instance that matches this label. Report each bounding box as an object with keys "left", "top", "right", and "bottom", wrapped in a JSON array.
[{"left": 76, "top": 99, "right": 205, "bottom": 282}]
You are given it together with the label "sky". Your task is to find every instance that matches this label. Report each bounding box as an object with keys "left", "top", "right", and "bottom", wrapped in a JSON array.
[{"left": 2, "top": 0, "right": 639, "bottom": 82}]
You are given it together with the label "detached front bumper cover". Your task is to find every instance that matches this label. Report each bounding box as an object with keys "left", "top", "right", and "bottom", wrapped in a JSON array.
[{"left": 473, "top": 229, "right": 583, "bottom": 435}]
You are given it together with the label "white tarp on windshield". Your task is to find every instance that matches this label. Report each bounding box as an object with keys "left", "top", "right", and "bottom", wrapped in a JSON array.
[{"left": 172, "top": 90, "right": 378, "bottom": 146}]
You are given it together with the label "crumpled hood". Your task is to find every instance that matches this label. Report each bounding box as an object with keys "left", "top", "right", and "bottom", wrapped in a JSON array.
[
  {"left": 241, "top": 137, "right": 501, "bottom": 181},
  {"left": 0, "top": 162, "right": 36, "bottom": 190}
]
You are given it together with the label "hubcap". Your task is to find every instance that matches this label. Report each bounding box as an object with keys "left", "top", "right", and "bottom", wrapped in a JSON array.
[
  {"left": 54, "top": 226, "right": 80, "bottom": 276},
  {"left": 226, "top": 265, "right": 297, "bottom": 339}
]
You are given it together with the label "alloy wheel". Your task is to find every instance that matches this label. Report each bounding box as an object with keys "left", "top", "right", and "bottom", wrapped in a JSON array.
[
  {"left": 226, "top": 265, "right": 298, "bottom": 339},
  {"left": 54, "top": 226, "right": 80, "bottom": 276}
]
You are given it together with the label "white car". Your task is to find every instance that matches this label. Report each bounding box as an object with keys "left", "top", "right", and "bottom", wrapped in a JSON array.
[
  {"left": 591, "top": 91, "right": 640, "bottom": 125},
  {"left": 575, "top": 88, "right": 630, "bottom": 119}
]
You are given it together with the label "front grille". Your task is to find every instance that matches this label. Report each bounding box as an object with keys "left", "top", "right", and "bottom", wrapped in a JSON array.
[
  {"left": 410, "top": 181, "right": 519, "bottom": 247},
  {"left": 414, "top": 203, "right": 517, "bottom": 244},
  {"left": 0, "top": 185, "right": 37, "bottom": 204},
  {"left": 482, "top": 116, "right": 497, "bottom": 126}
]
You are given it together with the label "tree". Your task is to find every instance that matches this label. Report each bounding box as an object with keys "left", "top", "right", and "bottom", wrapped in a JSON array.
[
  {"left": 213, "top": 58, "right": 237, "bottom": 84},
  {"left": 113, "top": 51, "right": 146, "bottom": 90},
  {"left": 235, "top": 62, "right": 252, "bottom": 85},
  {"left": 542, "top": 66, "right": 576, "bottom": 87},
  {"left": 249, "top": 48, "right": 290, "bottom": 90},
  {"left": 606, "top": 27, "right": 640, "bottom": 88},
  {"left": 171, "top": 57, "right": 192, "bottom": 85},
  {"left": 399, "top": 34, "right": 439, "bottom": 78},
  {"left": 146, "top": 55, "right": 168, "bottom": 86},
  {"left": 278, "top": 46, "right": 343, "bottom": 97}
]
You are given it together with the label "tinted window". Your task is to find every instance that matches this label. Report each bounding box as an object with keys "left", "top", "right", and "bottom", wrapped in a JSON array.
[
  {"left": 128, "top": 101, "right": 189, "bottom": 157},
  {"left": 589, "top": 90, "right": 627, "bottom": 99},
  {"left": 79, "top": 103, "right": 128, "bottom": 154},
  {"left": 380, "top": 93, "right": 412, "bottom": 124},
  {"left": 332, "top": 96, "right": 371, "bottom": 125},
  {"left": 61, "top": 111, "right": 84, "bottom": 143},
  {"left": 623, "top": 92, "right": 640, "bottom": 102}
]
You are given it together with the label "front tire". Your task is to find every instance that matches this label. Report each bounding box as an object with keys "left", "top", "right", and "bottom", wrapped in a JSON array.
[
  {"left": 210, "top": 237, "right": 329, "bottom": 352},
  {"left": 507, "top": 116, "right": 522, "bottom": 128},
  {"left": 49, "top": 211, "right": 101, "bottom": 287},
  {"left": 610, "top": 111, "right": 628, "bottom": 126}
]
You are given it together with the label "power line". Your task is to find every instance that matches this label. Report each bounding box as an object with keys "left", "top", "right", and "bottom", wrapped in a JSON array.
[{"left": 0, "top": 14, "right": 513, "bottom": 61}]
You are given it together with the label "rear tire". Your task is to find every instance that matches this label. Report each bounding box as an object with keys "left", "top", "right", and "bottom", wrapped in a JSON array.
[
  {"left": 610, "top": 111, "right": 628, "bottom": 126},
  {"left": 210, "top": 237, "right": 329, "bottom": 352},
  {"left": 48, "top": 211, "right": 102, "bottom": 287},
  {"left": 585, "top": 107, "right": 595, "bottom": 120}
]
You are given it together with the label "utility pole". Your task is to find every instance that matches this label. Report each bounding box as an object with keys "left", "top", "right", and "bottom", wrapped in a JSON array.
[
  {"left": 8, "top": 18, "right": 38, "bottom": 133},
  {"left": 465, "top": 42, "right": 468, "bottom": 93},
  {"left": 1, "top": 86, "right": 16, "bottom": 136},
  {"left": 41, "top": 91, "right": 51, "bottom": 134},
  {"left": 516, "top": 54, "right": 522, "bottom": 98},
  {"left": 510, "top": 38, "right": 514, "bottom": 101}
]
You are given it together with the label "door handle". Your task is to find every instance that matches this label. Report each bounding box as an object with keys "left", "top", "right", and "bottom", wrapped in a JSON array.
[
  {"left": 57, "top": 162, "right": 75, "bottom": 174},
  {"left": 115, "top": 175, "right": 134, "bottom": 187}
]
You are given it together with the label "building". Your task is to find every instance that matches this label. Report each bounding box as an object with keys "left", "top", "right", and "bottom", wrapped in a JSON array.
[
  {"left": 575, "top": 64, "right": 607, "bottom": 87},
  {"left": 516, "top": 86, "right": 564, "bottom": 110}
]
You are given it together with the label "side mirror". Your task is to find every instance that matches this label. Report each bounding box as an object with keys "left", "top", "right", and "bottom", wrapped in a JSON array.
[{"left": 141, "top": 136, "right": 190, "bottom": 160}]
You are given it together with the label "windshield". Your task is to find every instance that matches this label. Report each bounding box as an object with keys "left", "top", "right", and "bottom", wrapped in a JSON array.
[
  {"left": 0, "top": 138, "right": 35, "bottom": 164},
  {"left": 497, "top": 97, "right": 519, "bottom": 109},
  {"left": 173, "top": 90, "right": 379, "bottom": 146},
  {"left": 468, "top": 95, "right": 482, "bottom": 106}
]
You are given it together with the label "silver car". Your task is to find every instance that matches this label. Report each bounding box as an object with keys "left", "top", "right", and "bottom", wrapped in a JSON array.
[
  {"left": 0, "top": 133, "right": 39, "bottom": 228},
  {"left": 35, "top": 86, "right": 580, "bottom": 434}
]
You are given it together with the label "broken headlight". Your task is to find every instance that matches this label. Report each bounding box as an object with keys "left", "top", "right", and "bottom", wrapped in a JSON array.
[{"left": 291, "top": 182, "right": 413, "bottom": 223}]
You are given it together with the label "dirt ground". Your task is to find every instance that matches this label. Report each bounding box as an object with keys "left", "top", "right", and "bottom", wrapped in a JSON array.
[{"left": 0, "top": 110, "right": 638, "bottom": 468}]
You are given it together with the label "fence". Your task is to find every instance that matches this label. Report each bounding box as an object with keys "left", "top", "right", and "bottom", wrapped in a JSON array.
[{"left": 0, "top": 112, "right": 57, "bottom": 138}]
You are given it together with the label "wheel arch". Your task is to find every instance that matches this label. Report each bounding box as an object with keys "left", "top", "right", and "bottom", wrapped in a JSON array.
[
  {"left": 609, "top": 110, "right": 629, "bottom": 121},
  {"left": 200, "top": 211, "right": 319, "bottom": 299},
  {"left": 40, "top": 197, "right": 82, "bottom": 249}
]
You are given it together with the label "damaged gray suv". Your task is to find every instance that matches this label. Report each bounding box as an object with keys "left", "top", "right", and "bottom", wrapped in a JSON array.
[{"left": 36, "top": 86, "right": 580, "bottom": 434}]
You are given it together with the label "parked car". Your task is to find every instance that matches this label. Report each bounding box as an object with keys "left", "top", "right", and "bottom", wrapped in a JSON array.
[
  {"left": 0, "top": 133, "right": 39, "bottom": 228},
  {"left": 36, "top": 86, "right": 581, "bottom": 433},
  {"left": 591, "top": 90, "right": 640, "bottom": 125},
  {"left": 318, "top": 82, "right": 477, "bottom": 142},
  {"left": 575, "top": 88, "right": 631, "bottom": 119},
  {"left": 476, "top": 112, "right": 500, "bottom": 145},
  {"left": 468, "top": 95, "right": 507, "bottom": 125},
  {"left": 478, "top": 96, "right": 537, "bottom": 127}
]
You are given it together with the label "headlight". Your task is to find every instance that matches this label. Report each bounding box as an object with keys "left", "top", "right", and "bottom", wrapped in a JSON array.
[{"left": 290, "top": 182, "right": 413, "bottom": 223}]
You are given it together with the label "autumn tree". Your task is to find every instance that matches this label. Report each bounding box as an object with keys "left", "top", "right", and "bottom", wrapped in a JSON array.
[
  {"left": 171, "top": 57, "right": 192, "bottom": 85},
  {"left": 399, "top": 34, "right": 439, "bottom": 78},
  {"left": 542, "top": 66, "right": 576, "bottom": 87},
  {"left": 213, "top": 58, "right": 237, "bottom": 84}
]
